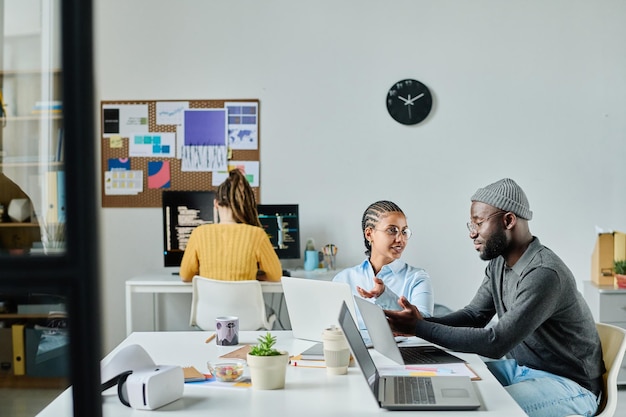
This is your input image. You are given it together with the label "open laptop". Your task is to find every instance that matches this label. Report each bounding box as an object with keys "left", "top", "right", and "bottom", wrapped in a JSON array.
[
  {"left": 354, "top": 296, "right": 466, "bottom": 365},
  {"left": 339, "top": 301, "right": 481, "bottom": 411},
  {"left": 281, "top": 277, "right": 363, "bottom": 343}
]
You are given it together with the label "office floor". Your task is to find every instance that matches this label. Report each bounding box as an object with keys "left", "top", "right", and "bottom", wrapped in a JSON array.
[{"left": 0, "top": 386, "right": 625, "bottom": 416}]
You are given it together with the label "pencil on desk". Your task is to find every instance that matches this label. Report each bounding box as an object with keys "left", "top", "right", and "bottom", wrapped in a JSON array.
[{"left": 205, "top": 333, "right": 216, "bottom": 344}]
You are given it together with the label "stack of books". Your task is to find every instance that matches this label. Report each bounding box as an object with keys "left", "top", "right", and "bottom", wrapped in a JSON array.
[{"left": 32, "top": 100, "right": 63, "bottom": 114}]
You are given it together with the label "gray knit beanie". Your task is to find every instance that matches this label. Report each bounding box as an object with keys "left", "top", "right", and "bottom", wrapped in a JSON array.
[{"left": 471, "top": 178, "right": 533, "bottom": 220}]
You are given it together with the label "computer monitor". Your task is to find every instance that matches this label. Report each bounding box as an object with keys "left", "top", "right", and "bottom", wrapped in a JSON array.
[
  {"left": 162, "top": 190, "right": 216, "bottom": 267},
  {"left": 162, "top": 191, "right": 301, "bottom": 267},
  {"left": 257, "top": 204, "right": 300, "bottom": 260}
]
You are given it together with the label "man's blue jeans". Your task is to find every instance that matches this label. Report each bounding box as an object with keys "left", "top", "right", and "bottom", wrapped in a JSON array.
[{"left": 486, "top": 359, "right": 598, "bottom": 417}]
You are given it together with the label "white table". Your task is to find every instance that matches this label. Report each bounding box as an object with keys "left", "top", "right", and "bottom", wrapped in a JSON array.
[
  {"left": 37, "top": 331, "right": 526, "bottom": 416},
  {"left": 125, "top": 269, "right": 339, "bottom": 335}
]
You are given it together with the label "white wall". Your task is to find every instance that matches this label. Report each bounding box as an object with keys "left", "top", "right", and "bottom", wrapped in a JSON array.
[{"left": 95, "top": 0, "right": 626, "bottom": 352}]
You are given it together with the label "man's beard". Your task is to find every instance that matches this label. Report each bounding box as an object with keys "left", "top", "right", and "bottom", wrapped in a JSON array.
[{"left": 479, "top": 228, "right": 508, "bottom": 261}]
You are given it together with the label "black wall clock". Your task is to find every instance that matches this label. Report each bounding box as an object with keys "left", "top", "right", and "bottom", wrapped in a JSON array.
[{"left": 386, "top": 79, "right": 433, "bottom": 125}]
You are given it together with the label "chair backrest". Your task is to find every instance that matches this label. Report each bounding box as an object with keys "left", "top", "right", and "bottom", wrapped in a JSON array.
[
  {"left": 595, "top": 322, "right": 626, "bottom": 417},
  {"left": 189, "top": 276, "right": 273, "bottom": 331}
]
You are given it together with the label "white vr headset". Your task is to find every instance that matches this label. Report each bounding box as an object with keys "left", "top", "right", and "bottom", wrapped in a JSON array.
[{"left": 100, "top": 344, "right": 184, "bottom": 410}]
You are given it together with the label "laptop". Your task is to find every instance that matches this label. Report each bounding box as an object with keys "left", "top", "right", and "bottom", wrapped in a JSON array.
[
  {"left": 338, "top": 301, "right": 481, "bottom": 411},
  {"left": 354, "top": 296, "right": 466, "bottom": 365},
  {"left": 281, "top": 277, "right": 362, "bottom": 343}
]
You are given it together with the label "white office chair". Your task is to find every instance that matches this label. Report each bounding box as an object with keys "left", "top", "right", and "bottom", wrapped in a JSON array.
[
  {"left": 566, "top": 322, "right": 626, "bottom": 417},
  {"left": 189, "top": 276, "right": 276, "bottom": 331}
]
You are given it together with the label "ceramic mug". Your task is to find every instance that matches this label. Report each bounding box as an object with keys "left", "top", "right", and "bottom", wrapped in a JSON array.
[{"left": 215, "top": 316, "right": 239, "bottom": 346}]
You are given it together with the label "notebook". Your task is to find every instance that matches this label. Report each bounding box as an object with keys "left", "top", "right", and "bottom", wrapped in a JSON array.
[
  {"left": 338, "top": 301, "right": 481, "bottom": 411},
  {"left": 354, "top": 296, "right": 466, "bottom": 365},
  {"left": 281, "top": 277, "right": 370, "bottom": 344}
]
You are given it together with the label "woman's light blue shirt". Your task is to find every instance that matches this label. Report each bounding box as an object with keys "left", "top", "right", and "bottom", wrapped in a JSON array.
[{"left": 332, "top": 258, "right": 434, "bottom": 329}]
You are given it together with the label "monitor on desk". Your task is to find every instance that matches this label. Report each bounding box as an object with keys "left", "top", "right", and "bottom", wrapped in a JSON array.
[
  {"left": 257, "top": 204, "right": 300, "bottom": 260},
  {"left": 162, "top": 190, "right": 216, "bottom": 268},
  {"left": 162, "top": 192, "right": 300, "bottom": 268}
]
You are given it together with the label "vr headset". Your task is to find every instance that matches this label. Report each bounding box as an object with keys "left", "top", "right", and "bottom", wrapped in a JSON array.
[{"left": 101, "top": 344, "right": 184, "bottom": 410}]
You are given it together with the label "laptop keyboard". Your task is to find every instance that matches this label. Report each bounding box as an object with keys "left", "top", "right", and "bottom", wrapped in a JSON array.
[
  {"left": 400, "top": 348, "right": 440, "bottom": 364},
  {"left": 394, "top": 376, "right": 436, "bottom": 404},
  {"left": 399, "top": 346, "right": 465, "bottom": 364}
]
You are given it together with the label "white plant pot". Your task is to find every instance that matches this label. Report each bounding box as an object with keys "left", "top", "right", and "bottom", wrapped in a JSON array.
[{"left": 246, "top": 352, "right": 289, "bottom": 390}]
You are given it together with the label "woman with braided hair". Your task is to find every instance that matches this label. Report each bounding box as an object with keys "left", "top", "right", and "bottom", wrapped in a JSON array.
[
  {"left": 333, "top": 200, "right": 433, "bottom": 329},
  {"left": 179, "top": 168, "right": 282, "bottom": 282}
]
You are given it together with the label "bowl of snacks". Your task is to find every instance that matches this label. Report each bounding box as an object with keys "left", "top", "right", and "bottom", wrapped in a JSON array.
[{"left": 208, "top": 359, "right": 246, "bottom": 382}]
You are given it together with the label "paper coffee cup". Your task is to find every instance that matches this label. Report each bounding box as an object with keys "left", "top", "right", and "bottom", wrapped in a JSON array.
[{"left": 322, "top": 326, "right": 350, "bottom": 375}]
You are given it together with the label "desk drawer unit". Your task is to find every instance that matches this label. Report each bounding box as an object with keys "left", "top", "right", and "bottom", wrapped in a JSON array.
[{"left": 583, "top": 281, "right": 626, "bottom": 385}]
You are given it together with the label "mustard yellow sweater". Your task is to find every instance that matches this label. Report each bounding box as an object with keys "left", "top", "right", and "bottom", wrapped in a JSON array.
[{"left": 179, "top": 223, "right": 282, "bottom": 282}]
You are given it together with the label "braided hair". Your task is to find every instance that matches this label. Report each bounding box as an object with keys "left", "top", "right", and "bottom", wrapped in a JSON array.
[
  {"left": 361, "top": 200, "right": 404, "bottom": 257},
  {"left": 215, "top": 169, "right": 261, "bottom": 227}
]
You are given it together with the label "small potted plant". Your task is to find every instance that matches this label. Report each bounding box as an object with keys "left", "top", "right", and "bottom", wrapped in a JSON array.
[
  {"left": 246, "top": 332, "right": 289, "bottom": 390},
  {"left": 614, "top": 259, "right": 626, "bottom": 289}
]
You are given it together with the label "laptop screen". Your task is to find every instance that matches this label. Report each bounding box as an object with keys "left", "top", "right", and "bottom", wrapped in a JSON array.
[
  {"left": 338, "top": 301, "right": 379, "bottom": 395},
  {"left": 282, "top": 277, "right": 357, "bottom": 342}
]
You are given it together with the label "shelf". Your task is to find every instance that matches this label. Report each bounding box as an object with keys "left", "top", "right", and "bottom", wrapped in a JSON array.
[
  {"left": 4, "top": 115, "right": 63, "bottom": 122},
  {"left": 0, "top": 223, "right": 39, "bottom": 228},
  {"left": 0, "top": 313, "right": 50, "bottom": 319},
  {"left": 0, "top": 161, "right": 63, "bottom": 168}
]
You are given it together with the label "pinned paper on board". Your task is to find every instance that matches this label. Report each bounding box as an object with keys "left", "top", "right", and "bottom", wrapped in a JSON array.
[
  {"left": 226, "top": 101, "right": 258, "bottom": 150},
  {"left": 179, "top": 109, "right": 228, "bottom": 171},
  {"left": 129, "top": 132, "right": 176, "bottom": 158},
  {"left": 102, "top": 104, "right": 149, "bottom": 137},
  {"left": 148, "top": 161, "right": 171, "bottom": 189},
  {"left": 109, "top": 134, "right": 123, "bottom": 148},
  {"left": 108, "top": 158, "right": 130, "bottom": 171},
  {"left": 104, "top": 170, "right": 143, "bottom": 195},
  {"left": 156, "top": 101, "right": 189, "bottom": 126},
  {"left": 212, "top": 161, "right": 259, "bottom": 187}
]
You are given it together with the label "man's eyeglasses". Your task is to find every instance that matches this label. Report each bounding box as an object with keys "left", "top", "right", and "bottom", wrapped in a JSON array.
[
  {"left": 466, "top": 211, "right": 506, "bottom": 234},
  {"left": 374, "top": 226, "right": 412, "bottom": 240}
]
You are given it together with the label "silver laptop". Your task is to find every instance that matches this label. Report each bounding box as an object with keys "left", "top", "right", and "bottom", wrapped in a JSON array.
[
  {"left": 339, "top": 301, "right": 481, "bottom": 411},
  {"left": 281, "top": 277, "right": 360, "bottom": 342},
  {"left": 354, "top": 296, "right": 465, "bottom": 365}
]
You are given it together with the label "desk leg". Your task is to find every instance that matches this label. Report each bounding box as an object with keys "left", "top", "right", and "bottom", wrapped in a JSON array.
[
  {"left": 125, "top": 285, "right": 133, "bottom": 336},
  {"left": 153, "top": 293, "right": 159, "bottom": 331}
]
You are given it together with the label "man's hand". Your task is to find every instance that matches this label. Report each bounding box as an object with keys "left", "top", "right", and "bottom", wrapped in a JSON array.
[
  {"left": 383, "top": 296, "right": 423, "bottom": 336},
  {"left": 357, "top": 277, "right": 385, "bottom": 298}
]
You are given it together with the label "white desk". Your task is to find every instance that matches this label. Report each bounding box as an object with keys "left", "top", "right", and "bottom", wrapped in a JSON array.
[
  {"left": 125, "top": 269, "right": 338, "bottom": 335},
  {"left": 37, "top": 331, "right": 526, "bottom": 416}
]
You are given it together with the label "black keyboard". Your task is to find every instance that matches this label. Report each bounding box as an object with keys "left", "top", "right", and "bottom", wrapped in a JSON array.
[
  {"left": 394, "top": 376, "right": 436, "bottom": 404},
  {"left": 399, "top": 346, "right": 465, "bottom": 364}
]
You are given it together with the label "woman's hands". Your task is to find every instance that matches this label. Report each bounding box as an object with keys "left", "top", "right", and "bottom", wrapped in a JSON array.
[{"left": 356, "top": 277, "right": 385, "bottom": 298}]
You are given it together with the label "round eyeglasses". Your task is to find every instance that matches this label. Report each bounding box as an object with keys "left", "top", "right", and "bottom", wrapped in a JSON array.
[
  {"left": 373, "top": 226, "right": 412, "bottom": 240},
  {"left": 466, "top": 211, "right": 506, "bottom": 234}
]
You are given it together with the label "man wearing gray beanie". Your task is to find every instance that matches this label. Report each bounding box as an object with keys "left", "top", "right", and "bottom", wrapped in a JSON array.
[{"left": 385, "top": 178, "right": 604, "bottom": 417}]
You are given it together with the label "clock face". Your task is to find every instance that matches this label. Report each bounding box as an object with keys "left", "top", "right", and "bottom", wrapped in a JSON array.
[{"left": 386, "top": 79, "right": 433, "bottom": 125}]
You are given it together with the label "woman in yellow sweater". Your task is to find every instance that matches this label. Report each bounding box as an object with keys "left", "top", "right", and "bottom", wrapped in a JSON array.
[{"left": 179, "top": 169, "right": 282, "bottom": 282}]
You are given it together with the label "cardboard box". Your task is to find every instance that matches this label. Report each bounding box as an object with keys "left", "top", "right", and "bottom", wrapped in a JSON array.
[{"left": 591, "top": 232, "right": 626, "bottom": 286}]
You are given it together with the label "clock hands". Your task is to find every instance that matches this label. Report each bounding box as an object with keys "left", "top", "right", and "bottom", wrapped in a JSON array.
[
  {"left": 409, "top": 93, "right": 424, "bottom": 104},
  {"left": 398, "top": 93, "right": 425, "bottom": 106},
  {"left": 398, "top": 93, "right": 425, "bottom": 119}
]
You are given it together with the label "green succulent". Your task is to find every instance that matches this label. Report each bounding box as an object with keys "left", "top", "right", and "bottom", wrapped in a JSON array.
[
  {"left": 249, "top": 332, "right": 282, "bottom": 356},
  {"left": 615, "top": 259, "right": 626, "bottom": 275}
]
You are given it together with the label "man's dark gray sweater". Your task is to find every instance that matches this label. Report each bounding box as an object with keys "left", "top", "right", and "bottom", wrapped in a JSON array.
[{"left": 418, "top": 237, "right": 604, "bottom": 395}]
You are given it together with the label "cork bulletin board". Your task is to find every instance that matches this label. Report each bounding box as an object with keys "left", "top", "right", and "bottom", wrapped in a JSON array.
[{"left": 100, "top": 99, "right": 260, "bottom": 208}]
